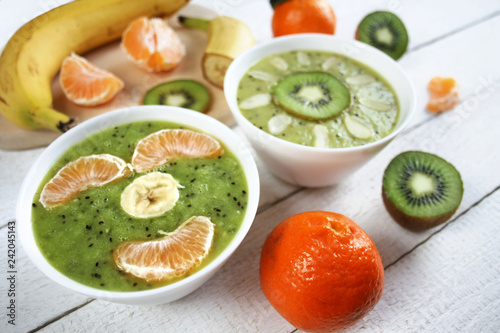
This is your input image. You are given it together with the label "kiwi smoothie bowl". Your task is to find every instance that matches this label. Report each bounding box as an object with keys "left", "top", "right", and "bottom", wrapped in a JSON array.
[
  {"left": 17, "top": 107, "right": 260, "bottom": 305},
  {"left": 236, "top": 50, "right": 399, "bottom": 148},
  {"left": 225, "top": 34, "right": 416, "bottom": 187}
]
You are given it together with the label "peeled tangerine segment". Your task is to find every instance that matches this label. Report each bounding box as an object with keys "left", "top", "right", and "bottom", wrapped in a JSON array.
[
  {"left": 40, "top": 154, "right": 130, "bottom": 207},
  {"left": 273, "top": 72, "right": 351, "bottom": 120},
  {"left": 427, "top": 77, "right": 459, "bottom": 113},
  {"left": 113, "top": 216, "right": 215, "bottom": 281},
  {"left": 121, "top": 172, "right": 181, "bottom": 218},
  {"left": 121, "top": 16, "right": 185, "bottom": 72},
  {"left": 344, "top": 115, "right": 373, "bottom": 139},
  {"left": 132, "top": 129, "right": 223, "bottom": 173},
  {"left": 60, "top": 53, "right": 124, "bottom": 106}
]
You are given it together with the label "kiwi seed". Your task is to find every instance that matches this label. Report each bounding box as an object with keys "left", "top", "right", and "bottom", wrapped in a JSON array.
[
  {"left": 273, "top": 72, "right": 351, "bottom": 120},
  {"left": 143, "top": 79, "right": 211, "bottom": 113},
  {"left": 356, "top": 11, "right": 409, "bottom": 60},
  {"left": 382, "top": 151, "right": 463, "bottom": 231}
]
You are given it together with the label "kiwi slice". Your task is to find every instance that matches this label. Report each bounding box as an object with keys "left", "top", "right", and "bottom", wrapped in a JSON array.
[
  {"left": 356, "top": 11, "right": 409, "bottom": 60},
  {"left": 143, "top": 79, "right": 210, "bottom": 113},
  {"left": 382, "top": 151, "right": 463, "bottom": 231},
  {"left": 273, "top": 72, "right": 351, "bottom": 120}
]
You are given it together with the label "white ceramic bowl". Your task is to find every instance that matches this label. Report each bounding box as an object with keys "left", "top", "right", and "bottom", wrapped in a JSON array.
[
  {"left": 17, "top": 106, "right": 260, "bottom": 305},
  {"left": 224, "top": 34, "right": 416, "bottom": 187}
]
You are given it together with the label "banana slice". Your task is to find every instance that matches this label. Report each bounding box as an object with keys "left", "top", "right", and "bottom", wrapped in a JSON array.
[{"left": 121, "top": 172, "right": 182, "bottom": 218}]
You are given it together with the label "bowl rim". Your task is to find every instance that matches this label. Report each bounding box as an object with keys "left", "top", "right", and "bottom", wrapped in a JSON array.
[
  {"left": 224, "top": 33, "right": 416, "bottom": 153},
  {"left": 17, "top": 105, "right": 260, "bottom": 301}
]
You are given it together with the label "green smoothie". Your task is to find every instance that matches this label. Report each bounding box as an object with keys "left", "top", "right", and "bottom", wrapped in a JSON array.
[
  {"left": 31, "top": 121, "right": 248, "bottom": 292},
  {"left": 237, "top": 50, "right": 399, "bottom": 148}
]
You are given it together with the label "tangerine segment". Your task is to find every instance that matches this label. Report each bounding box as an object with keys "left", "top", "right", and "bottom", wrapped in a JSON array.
[
  {"left": 113, "top": 216, "right": 215, "bottom": 281},
  {"left": 121, "top": 17, "right": 185, "bottom": 72},
  {"left": 40, "top": 154, "right": 130, "bottom": 207},
  {"left": 260, "top": 211, "right": 384, "bottom": 333},
  {"left": 131, "top": 129, "right": 224, "bottom": 173},
  {"left": 427, "top": 76, "right": 459, "bottom": 113},
  {"left": 60, "top": 53, "right": 124, "bottom": 106}
]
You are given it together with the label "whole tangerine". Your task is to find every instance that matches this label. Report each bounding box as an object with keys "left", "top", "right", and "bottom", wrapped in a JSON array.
[
  {"left": 260, "top": 211, "right": 384, "bottom": 333},
  {"left": 271, "top": 0, "right": 336, "bottom": 37}
]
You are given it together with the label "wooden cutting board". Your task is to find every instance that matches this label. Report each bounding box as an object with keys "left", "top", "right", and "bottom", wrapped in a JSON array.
[{"left": 0, "top": 5, "right": 235, "bottom": 151}]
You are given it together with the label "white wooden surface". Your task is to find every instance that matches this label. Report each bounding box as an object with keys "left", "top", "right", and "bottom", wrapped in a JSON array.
[{"left": 1, "top": 0, "right": 499, "bottom": 332}]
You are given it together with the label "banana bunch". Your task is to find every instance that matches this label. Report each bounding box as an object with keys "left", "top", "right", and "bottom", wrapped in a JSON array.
[
  {"left": 0, "top": 0, "right": 189, "bottom": 132},
  {"left": 179, "top": 16, "right": 255, "bottom": 88}
]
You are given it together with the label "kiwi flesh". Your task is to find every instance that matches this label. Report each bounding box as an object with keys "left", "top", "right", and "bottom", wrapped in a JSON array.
[
  {"left": 356, "top": 11, "right": 409, "bottom": 60},
  {"left": 143, "top": 79, "right": 210, "bottom": 113},
  {"left": 382, "top": 151, "right": 463, "bottom": 231},
  {"left": 273, "top": 72, "right": 351, "bottom": 120}
]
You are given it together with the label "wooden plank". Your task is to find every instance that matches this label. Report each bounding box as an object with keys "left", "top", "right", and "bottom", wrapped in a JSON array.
[
  {"left": 33, "top": 69, "right": 500, "bottom": 333},
  {"left": 342, "top": 190, "right": 500, "bottom": 332},
  {"left": 0, "top": 227, "right": 91, "bottom": 333}
]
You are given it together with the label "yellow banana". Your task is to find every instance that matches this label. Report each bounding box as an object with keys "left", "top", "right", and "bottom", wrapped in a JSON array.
[
  {"left": 0, "top": 0, "right": 189, "bottom": 132},
  {"left": 179, "top": 16, "right": 255, "bottom": 88}
]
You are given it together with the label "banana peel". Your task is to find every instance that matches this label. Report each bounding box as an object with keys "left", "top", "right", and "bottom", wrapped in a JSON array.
[
  {"left": 0, "top": 0, "right": 189, "bottom": 132},
  {"left": 179, "top": 16, "right": 255, "bottom": 88}
]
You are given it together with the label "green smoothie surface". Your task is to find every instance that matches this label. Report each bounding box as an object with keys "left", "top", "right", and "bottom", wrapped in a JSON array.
[
  {"left": 32, "top": 121, "right": 248, "bottom": 292},
  {"left": 237, "top": 50, "right": 400, "bottom": 148}
]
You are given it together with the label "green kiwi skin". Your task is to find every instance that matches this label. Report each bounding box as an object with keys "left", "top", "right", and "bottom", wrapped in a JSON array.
[
  {"left": 142, "top": 79, "right": 211, "bottom": 113},
  {"left": 381, "top": 151, "right": 464, "bottom": 231},
  {"left": 356, "top": 11, "right": 409, "bottom": 60},
  {"left": 382, "top": 190, "right": 459, "bottom": 231}
]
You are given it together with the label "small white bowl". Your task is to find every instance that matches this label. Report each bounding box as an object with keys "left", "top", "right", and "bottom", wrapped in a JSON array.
[
  {"left": 17, "top": 106, "right": 260, "bottom": 305},
  {"left": 224, "top": 34, "right": 416, "bottom": 187}
]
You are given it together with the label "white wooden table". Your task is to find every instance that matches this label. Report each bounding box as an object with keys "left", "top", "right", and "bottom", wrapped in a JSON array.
[{"left": 1, "top": 0, "right": 499, "bottom": 332}]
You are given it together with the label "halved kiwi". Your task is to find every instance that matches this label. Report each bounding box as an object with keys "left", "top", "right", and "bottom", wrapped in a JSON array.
[
  {"left": 273, "top": 72, "right": 351, "bottom": 120},
  {"left": 143, "top": 79, "right": 211, "bottom": 113},
  {"left": 382, "top": 151, "right": 463, "bottom": 231},
  {"left": 356, "top": 11, "right": 409, "bottom": 60}
]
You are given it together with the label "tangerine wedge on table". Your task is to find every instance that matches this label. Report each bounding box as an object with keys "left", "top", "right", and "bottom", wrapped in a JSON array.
[
  {"left": 427, "top": 76, "right": 459, "bottom": 113},
  {"left": 40, "top": 154, "right": 130, "bottom": 207},
  {"left": 121, "top": 16, "right": 185, "bottom": 72},
  {"left": 113, "top": 216, "right": 215, "bottom": 281},
  {"left": 60, "top": 53, "right": 124, "bottom": 106},
  {"left": 260, "top": 211, "right": 384, "bottom": 333},
  {"left": 271, "top": 0, "right": 336, "bottom": 37},
  {"left": 131, "top": 129, "right": 223, "bottom": 172}
]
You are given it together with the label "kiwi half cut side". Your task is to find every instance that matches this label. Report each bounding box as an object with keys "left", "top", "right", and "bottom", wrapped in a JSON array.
[
  {"left": 382, "top": 151, "right": 463, "bottom": 231},
  {"left": 273, "top": 72, "right": 351, "bottom": 120},
  {"left": 356, "top": 11, "right": 409, "bottom": 60},
  {"left": 143, "top": 79, "right": 211, "bottom": 113}
]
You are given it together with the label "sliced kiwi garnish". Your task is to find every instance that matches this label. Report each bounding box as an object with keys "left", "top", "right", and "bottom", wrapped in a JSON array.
[
  {"left": 382, "top": 151, "right": 463, "bottom": 231},
  {"left": 143, "top": 79, "right": 211, "bottom": 113},
  {"left": 356, "top": 11, "right": 409, "bottom": 60},
  {"left": 273, "top": 72, "right": 351, "bottom": 120}
]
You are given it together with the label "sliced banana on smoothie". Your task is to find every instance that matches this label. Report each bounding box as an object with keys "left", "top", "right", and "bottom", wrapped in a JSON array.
[{"left": 121, "top": 172, "right": 182, "bottom": 218}]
